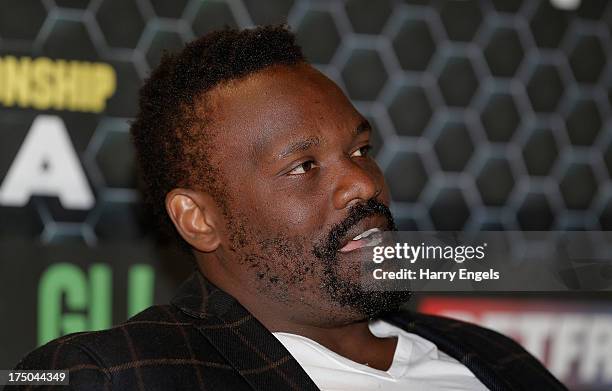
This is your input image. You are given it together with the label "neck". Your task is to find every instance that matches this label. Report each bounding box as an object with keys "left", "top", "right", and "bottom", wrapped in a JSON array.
[
  {"left": 197, "top": 261, "right": 398, "bottom": 371},
  {"left": 267, "top": 312, "right": 398, "bottom": 372}
]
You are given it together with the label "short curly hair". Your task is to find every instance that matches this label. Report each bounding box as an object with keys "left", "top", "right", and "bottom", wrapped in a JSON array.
[{"left": 130, "top": 25, "right": 305, "bottom": 247}]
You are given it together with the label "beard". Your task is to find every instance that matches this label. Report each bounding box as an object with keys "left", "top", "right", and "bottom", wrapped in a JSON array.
[
  {"left": 224, "top": 198, "right": 412, "bottom": 320},
  {"left": 312, "top": 198, "right": 412, "bottom": 319}
]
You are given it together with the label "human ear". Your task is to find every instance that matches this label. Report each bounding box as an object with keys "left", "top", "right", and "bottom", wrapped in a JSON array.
[{"left": 165, "top": 188, "right": 221, "bottom": 252}]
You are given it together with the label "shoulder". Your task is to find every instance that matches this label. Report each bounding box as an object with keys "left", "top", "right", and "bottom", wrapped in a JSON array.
[
  {"left": 11, "top": 334, "right": 112, "bottom": 390},
  {"left": 384, "top": 309, "right": 526, "bottom": 351},
  {"left": 383, "top": 310, "right": 567, "bottom": 389},
  {"left": 16, "top": 305, "right": 185, "bottom": 363},
  {"left": 11, "top": 304, "right": 223, "bottom": 388}
]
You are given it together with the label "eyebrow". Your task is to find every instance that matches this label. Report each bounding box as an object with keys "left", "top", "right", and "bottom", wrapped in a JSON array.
[
  {"left": 354, "top": 119, "right": 372, "bottom": 136},
  {"left": 277, "top": 136, "right": 321, "bottom": 159},
  {"left": 276, "top": 119, "right": 372, "bottom": 160}
]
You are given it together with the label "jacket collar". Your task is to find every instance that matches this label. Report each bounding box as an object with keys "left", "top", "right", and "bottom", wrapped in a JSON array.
[
  {"left": 171, "top": 271, "right": 523, "bottom": 391},
  {"left": 171, "top": 271, "right": 320, "bottom": 391}
]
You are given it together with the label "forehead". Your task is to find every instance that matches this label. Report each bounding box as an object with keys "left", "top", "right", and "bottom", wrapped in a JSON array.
[{"left": 203, "top": 64, "right": 361, "bottom": 158}]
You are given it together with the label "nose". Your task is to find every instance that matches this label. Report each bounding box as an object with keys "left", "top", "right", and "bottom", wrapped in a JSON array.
[{"left": 332, "top": 159, "right": 381, "bottom": 210}]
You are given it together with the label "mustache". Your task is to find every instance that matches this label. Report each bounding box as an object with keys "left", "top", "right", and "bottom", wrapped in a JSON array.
[{"left": 313, "top": 198, "right": 396, "bottom": 261}]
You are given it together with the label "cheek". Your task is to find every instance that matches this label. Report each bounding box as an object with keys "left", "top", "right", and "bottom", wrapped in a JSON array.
[
  {"left": 263, "top": 194, "right": 325, "bottom": 234},
  {"left": 223, "top": 181, "right": 323, "bottom": 240}
]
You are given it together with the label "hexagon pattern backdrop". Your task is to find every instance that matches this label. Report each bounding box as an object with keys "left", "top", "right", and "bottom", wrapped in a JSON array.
[
  {"left": 1, "top": 0, "right": 611, "bottom": 242},
  {"left": 0, "top": 0, "right": 611, "bottom": 386}
]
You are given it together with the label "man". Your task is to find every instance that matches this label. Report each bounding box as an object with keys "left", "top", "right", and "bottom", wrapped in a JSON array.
[{"left": 11, "top": 25, "right": 566, "bottom": 390}]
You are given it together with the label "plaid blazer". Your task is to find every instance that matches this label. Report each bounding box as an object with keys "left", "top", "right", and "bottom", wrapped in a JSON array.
[{"left": 10, "top": 271, "right": 567, "bottom": 391}]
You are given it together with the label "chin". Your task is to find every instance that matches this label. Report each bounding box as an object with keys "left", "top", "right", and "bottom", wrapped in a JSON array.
[{"left": 324, "top": 276, "right": 412, "bottom": 320}]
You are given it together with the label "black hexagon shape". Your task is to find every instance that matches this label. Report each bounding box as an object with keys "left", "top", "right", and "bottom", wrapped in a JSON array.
[
  {"left": 475, "top": 157, "right": 514, "bottom": 206},
  {"left": 526, "top": 64, "right": 564, "bottom": 112},
  {"left": 428, "top": 187, "right": 471, "bottom": 230},
  {"left": 394, "top": 216, "right": 419, "bottom": 230},
  {"left": 104, "top": 60, "right": 141, "bottom": 118},
  {"left": 559, "top": 162, "right": 598, "bottom": 210},
  {"left": 45, "top": 230, "right": 88, "bottom": 245},
  {"left": 433, "top": 122, "right": 474, "bottom": 172},
  {"left": 192, "top": 0, "right": 238, "bottom": 37},
  {"left": 516, "top": 192, "right": 554, "bottom": 230},
  {"left": 473, "top": 217, "right": 506, "bottom": 231},
  {"left": 42, "top": 19, "right": 98, "bottom": 60},
  {"left": 97, "top": 0, "right": 146, "bottom": 49},
  {"left": 149, "top": 0, "right": 189, "bottom": 18},
  {"left": 243, "top": 0, "right": 293, "bottom": 25},
  {"left": 437, "top": 56, "right": 479, "bottom": 107},
  {"left": 439, "top": 0, "right": 482, "bottom": 41},
  {"left": 576, "top": 0, "right": 608, "bottom": 20},
  {"left": 93, "top": 200, "right": 150, "bottom": 240},
  {"left": 385, "top": 151, "right": 428, "bottom": 203},
  {"left": 45, "top": 196, "right": 89, "bottom": 223},
  {"left": 62, "top": 112, "right": 98, "bottom": 152},
  {"left": 491, "top": 0, "right": 522, "bottom": 13},
  {"left": 341, "top": 48, "right": 388, "bottom": 101},
  {"left": 529, "top": 1, "right": 570, "bottom": 48},
  {"left": 0, "top": 203, "right": 45, "bottom": 239},
  {"left": 0, "top": 0, "right": 46, "bottom": 41},
  {"left": 522, "top": 127, "right": 558, "bottom": 176},
  {"left": 95, "top": 130, "right": 137, "bottom": 188},
  {"left": 565, "top": 98, "right": 602, "bottom": 146},
  {"left": 480, "top": 92, "right": 520, "bottom": 142},
  {"left": 599, "top": 197, "right": 612, "bottom": 229},
  {"left": 344, "top": 0, "right": 392, "bottom": 34},
  {"left": 388, "top": 85, "right": 432, "bottom": 137},
  {"left": 392, "top": 18, "right": 436, "bottom": 71},
  {"left": 569, "top": 35, "right": 606, "bottom": 84},
  {"left": 296, "top": 10, "right": 340, "bottom": 64},
  {"left": 144, "top": 29, "right": 185, "bottom": 70},
  {"left": 555, "top": 220, "right": 588, "bottom": 231},
  {"left": 604, "top": 139, "right": 612, "bottom": 176},
  {"left": 484, "top": 27, "right": 524, "bottom": 77},
  {"left": 54, "top": 0, "right": 90, "bottom": 9}
]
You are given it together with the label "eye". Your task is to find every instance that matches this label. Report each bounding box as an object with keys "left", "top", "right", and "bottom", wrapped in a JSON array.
[
  {"left": 287, "top": 160, "right": 318, "bottom": 175},
  {"left": 351, "top": 145, "right": 373, "bottom": 157}
]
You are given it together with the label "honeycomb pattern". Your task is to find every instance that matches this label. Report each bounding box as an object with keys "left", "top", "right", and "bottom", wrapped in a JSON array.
[
  {"left": 345, "top": 0, "right": 392, "bottom": 34},
  {"left": 521, "top": 126, "right": 560, "bottom": 176},
  {"left": 526, "top": 62, "right": 565, "bottom": 112},
  {"left": 391, "top": 15, "right": 436, "bottom": 71},
  {"left": 483, "top": 26, "right": 524, "bottom": 78},
  {"left": 295, "top": 8, "right": 340, "bottom": 65},
  {"left": 191, "top": 0, "right": 238, "bottom": 37},
  {"left": 436, "top": 54, "right": 479, "bottom": 107},
  {"left": 475, "top": 156, "right": 515, "bottom": 206},
  {"left": 0, "top": 0, "right": 610, "bottom": 248},
  {"left": 340, "top": 48, "right": 388, "bottom": 101},
  {"left": 480, "top": 89, "right": 521, "bottom": 142},
  {"left": 568, "top": 32, "right": 606, "bottom": 84},
  {"left": 0, "top": 0, "right": 46, "bottom": 41},
  {"left": 438, "top": 0, "right": 482, "bottom": 42},
  {"left": 96, "top": 0, "right": 146, "bottom": 49},
  {"left": 387, "top": 83, "right": 432, "bottom": 137}
]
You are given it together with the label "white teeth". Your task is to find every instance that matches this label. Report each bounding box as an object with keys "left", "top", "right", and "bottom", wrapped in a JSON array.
[{"left": 352, "top": 227, "right": 381, "bottom": 241}]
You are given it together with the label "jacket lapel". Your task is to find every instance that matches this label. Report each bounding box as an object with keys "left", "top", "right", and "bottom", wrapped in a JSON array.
[
  {"left": 382, "top": 311, "right": 515, "bottom": 391},
  {"left": 171, "top": 271, "right": 320, "bottom": 391}
]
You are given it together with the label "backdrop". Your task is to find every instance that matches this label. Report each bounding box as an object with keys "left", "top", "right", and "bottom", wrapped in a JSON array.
[{"left": 1, "top": 1, "right": 611, "bottom": 390}]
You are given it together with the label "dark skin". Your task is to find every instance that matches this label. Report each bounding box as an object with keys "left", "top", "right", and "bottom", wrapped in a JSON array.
[{"left": 166, "top": 62, "right": 402, "bottom": 371}]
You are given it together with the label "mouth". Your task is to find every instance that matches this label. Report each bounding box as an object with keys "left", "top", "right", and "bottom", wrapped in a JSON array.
[{"left": 338, "top": 219, "right": 386, "bottom": 253}]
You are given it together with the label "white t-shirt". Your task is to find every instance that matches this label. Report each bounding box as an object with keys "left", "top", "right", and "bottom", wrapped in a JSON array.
[{"left": 273, "top": 320, "right": 489, "bottom": 391}]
